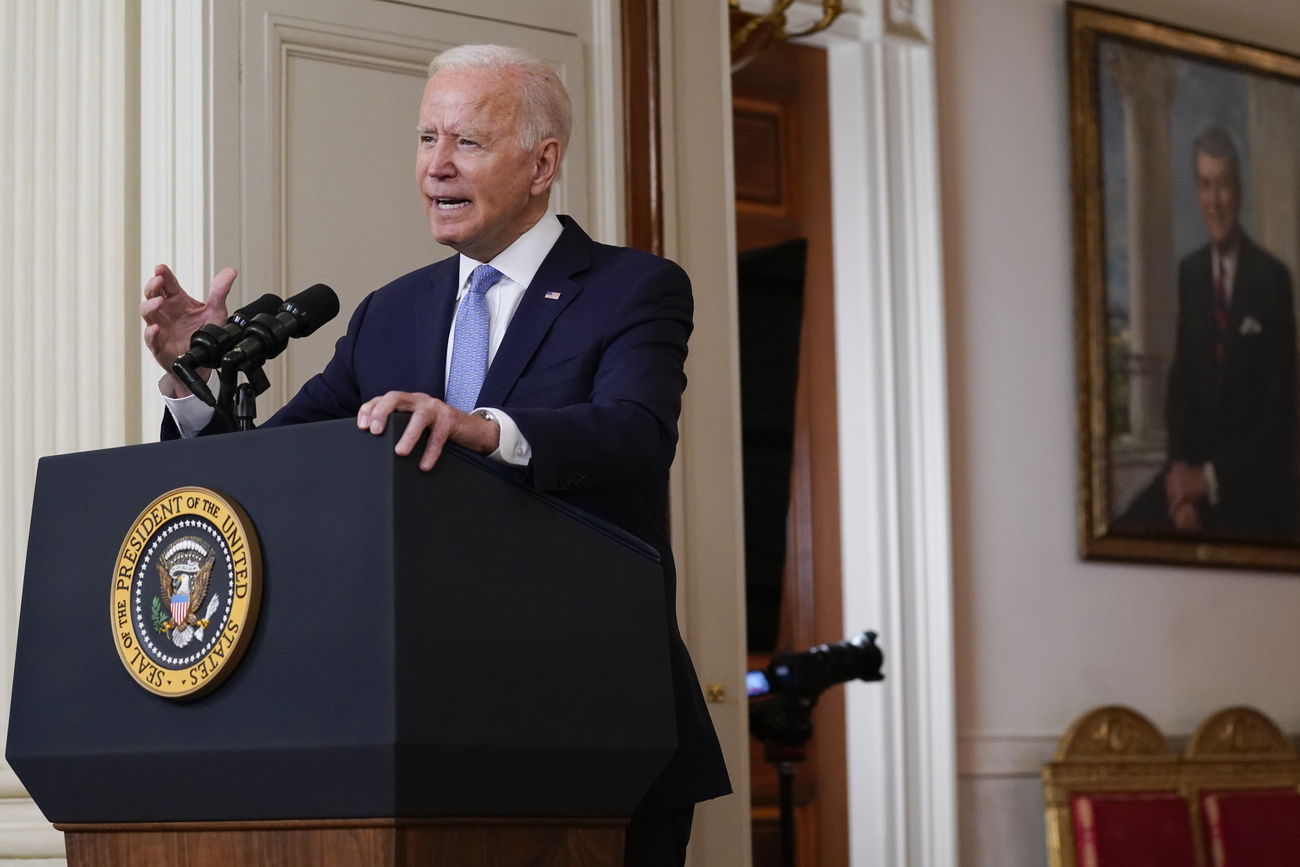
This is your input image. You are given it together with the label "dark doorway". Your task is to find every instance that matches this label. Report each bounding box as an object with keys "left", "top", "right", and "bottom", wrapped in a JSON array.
[{"left": 733, "top": 38, "right": 847, "bottom": 867}]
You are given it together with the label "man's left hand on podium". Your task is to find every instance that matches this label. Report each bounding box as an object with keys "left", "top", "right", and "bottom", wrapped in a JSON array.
[{"left": 357, "top": 391, "right": 501, "bottom": 471}]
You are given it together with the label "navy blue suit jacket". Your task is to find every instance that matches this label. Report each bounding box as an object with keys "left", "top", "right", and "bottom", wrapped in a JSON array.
[
  {"left": 166, "top": 216, "right": 731, "bottom": 813},
  {"left": 1167, "top": 233, "right": 1296, "bottom": 537}
]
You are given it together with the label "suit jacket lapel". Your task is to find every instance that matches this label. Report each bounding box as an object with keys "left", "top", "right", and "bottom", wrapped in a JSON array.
[
  {"left": 1221, "top": 236, "right": 1273, "bottom": 398},
  {"left": 417, "top": 260, "right": 459, "bottom": 400},
  {"left": 1229, "top": 237, "right": 1260, "bottom": 325},
  {"left": 477, "top": 217, "right": 591, "bottom": 407}
]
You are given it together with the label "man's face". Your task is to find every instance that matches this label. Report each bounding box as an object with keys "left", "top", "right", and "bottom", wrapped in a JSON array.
[
  {"left": 415, "top": 68, "right": 558, "bottom": 262},
  {"left": 1195, "top": 151, "right": 1240, "bottom": 249}
]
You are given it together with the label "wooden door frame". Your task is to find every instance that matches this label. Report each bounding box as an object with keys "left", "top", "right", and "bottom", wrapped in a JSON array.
[
  {"left": 621, "top": 0, "right": 663, "bottom": 255},
  {"left": 623, "top": 4, "right": 961, "bottom": 865}
]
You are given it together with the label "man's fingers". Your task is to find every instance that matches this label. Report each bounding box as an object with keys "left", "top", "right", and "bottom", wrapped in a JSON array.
[
  {"left": 140, "top": 293, "right": 164, "bottom": 319},
  {"left": 419, "top": 437, "right": 445, "bottom": 471},
  {"left": 395, "top": 407, "right": 432, "bottom": 458},
  {"left": 360, "top": 391, "right": 405, "bottom": 434},
  {"left": 418, "top": 414, "right": 453, "bottom": 471},
  {"left": 143, "top": 273, "right": 165, "bottom": 300},
  {"left": 207, "top": 267, "right": 238, "bottom": 311},
  {"left": 395, "top": 402, "right": 451, "bottom": 463},
  {"left": 357, "top": 398, "right": 385, "bottom": 430},
  {"left": 357, "top": 391, "right": 458, "bottom": 472},
  {"left": 358, "top": 390, "right": 422, "bottom": 434},
  {"left": 155, "top": 264, "right": 182, "bottom": 297},
  {"left": 141, "top": 263, "right": 244, "bottom": 375},
  {"left": 357, "top": 399, "right": 377, "bottom": 429}
]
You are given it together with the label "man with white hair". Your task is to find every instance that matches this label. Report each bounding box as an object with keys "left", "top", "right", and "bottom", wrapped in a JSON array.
[{"left": 142, "top": 43, "right": 730, "bottom": 865}]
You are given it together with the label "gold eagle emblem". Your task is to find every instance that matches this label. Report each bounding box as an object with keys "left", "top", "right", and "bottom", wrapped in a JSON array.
[{"left": 156, "top": 556, "right": 213, "bottom": 632}]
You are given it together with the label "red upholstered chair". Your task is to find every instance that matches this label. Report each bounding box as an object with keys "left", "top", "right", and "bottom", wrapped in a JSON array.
[
  {"left": 1071, "top": 791, "right": 1197, "bottom": 867},
  {"left": 1185, "top": 707, "right": 1300, "bottom": 867},
  {"left": 1201, "top": 788, "right": 1300, "bottom": 867},
  {"left": 1042, "top": 706, "right": 1192, "bottom": 867},
  {"left": 1047, "top": 706, "right": 1300, "bottom": 867}
]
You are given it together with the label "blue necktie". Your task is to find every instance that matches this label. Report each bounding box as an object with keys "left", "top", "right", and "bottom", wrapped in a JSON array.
[{"left": 445, "top": 264, "right": 502, "bottom": 412}]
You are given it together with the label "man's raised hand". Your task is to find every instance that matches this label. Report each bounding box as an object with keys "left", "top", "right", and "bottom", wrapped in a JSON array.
[{"left": 141, "top": 265, "right": 237, "bottom": 395}]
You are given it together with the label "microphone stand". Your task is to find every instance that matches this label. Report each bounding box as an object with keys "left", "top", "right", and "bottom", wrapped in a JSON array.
[
  {"left": 236, "top": 365, "right": 271, "bottom": 431},
  {"left": 217, "top": 356, "right": 271, "bottom": 432},
  {"left": 215, "top": 362, "right": 240, "bottom": 431},
  {"left": 749, "top": 694, "right": 817, "bottom": 867},
  {"left": 747, "top": 632, "right": 886, "bottom": 867},
  {"left": 208, "top": 283, "right": 339, "bottom": 432}
]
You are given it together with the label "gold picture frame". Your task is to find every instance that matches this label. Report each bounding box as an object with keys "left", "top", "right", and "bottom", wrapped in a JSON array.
[{"left": 1072, "top": 2, "right": 1300, "bottom": 569}]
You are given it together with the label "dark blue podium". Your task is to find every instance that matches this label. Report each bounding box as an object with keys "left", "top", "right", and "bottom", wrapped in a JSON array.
[{"left": 7, "top": 418, "right": 675, "bottom": 865}]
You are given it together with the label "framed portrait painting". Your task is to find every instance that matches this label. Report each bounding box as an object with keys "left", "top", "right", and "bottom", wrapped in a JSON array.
[{"left": 1071, "top": 3, "right": 1300, "bottom": 568}]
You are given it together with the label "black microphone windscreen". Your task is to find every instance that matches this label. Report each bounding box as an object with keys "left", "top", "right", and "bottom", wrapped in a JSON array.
[
  {"left": 280, "top": 284, "right": 340, "bottom": 337},
  {"left": 230, "top": 293, "right": 283, "bottom": 327}
]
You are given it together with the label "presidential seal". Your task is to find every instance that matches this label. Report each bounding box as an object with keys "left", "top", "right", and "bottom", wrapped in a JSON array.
[{"left": 111, "top": 487, "right": 262, "bottom": 699}]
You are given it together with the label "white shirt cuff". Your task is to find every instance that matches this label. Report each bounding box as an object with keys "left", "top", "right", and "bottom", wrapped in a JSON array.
[
  {"left": 1203, "top": 462, "right": 1219, "bottom": 506},
  {"left": 159, "top": 370, "right": 218, "bottom": 438},
  {"left": 475, "top": 407, "right": 531, "bottom": 467}
]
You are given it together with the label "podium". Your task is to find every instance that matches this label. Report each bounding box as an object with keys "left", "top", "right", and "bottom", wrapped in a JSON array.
[{"left": 7, "top": 418, "right": 677, "bottom": 866}]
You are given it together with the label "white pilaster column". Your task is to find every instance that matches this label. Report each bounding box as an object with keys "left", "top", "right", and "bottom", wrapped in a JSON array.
[
  {"left": 1248, "top": 77, "right": 1300, "bottom": 292},
  {"left": 0, "top": 0, "right": 135, "bottom": 860},
  {"left": 138, "top": 0, "right": 210, "bottom": 441},
  {"left": 1108, "top": 44, "right": 1176, "bottom": 444},
  {"left": 819, "top": 1, "right": 956, "bottom": 864}
]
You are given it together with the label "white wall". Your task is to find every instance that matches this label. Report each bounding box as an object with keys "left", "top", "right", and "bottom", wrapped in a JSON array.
[{"left": 936, "top": 0, "right": 1300, "bottom": 864}]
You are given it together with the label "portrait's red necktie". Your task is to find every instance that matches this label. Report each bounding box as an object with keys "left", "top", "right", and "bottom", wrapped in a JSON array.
[{"left": 1213, "top": 257, "right": 1229, "bottom": 365}]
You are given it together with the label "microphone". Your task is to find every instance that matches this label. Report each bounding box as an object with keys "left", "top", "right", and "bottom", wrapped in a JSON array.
[
  {"left": 172, "top": 293, "right": 283, "bottom": 405},
  {"left": 222, "top": 284, "right": 340, "bottom": 370}
]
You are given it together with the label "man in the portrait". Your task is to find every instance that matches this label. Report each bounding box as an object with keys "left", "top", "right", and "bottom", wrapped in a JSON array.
[{"left": 1120, "top": 125, "right": 1296, "bottom": 540}]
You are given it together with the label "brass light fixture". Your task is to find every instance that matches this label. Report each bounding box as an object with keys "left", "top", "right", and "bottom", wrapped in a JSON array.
[{"left": 729, "top": 0, "right": 844, "bottom": 71}]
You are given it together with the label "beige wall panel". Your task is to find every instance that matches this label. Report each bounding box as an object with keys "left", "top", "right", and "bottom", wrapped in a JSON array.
[{"left": 281, "top": 54, "right": 448, "bottom": 393}]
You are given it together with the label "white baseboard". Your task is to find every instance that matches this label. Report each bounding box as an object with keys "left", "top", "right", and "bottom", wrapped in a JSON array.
[
  {"left": 0, "top": 797, "right": 63, "bottom": 860},
  {"left": 0, "top": 767, "right": 60, "bottom": 861}
]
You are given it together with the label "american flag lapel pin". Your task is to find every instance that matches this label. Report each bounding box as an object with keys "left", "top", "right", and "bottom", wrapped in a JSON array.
[{"left": 544, "top": 291, "right": 562, "bottom": 300}]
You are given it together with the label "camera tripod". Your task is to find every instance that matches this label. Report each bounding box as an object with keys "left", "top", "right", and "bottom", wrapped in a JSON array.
[{"left": 749, "top": 693, "right": 817, "bottom": 867}]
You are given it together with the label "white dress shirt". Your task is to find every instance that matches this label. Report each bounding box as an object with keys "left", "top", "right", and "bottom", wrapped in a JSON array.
[
  {"left": 162, "top": 213, "right": 566, "bottom": 468},
  {"left": 1211, "top": 243, "right": 1238, "bottom": 305}
]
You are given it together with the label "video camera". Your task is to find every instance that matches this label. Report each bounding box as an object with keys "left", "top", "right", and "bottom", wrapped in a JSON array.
[
  {"left": 746, "top": 631, "right": 883, "bottom": 700},
  {"left": 748, "top": 631, "right": 884, "bottom": 750}
]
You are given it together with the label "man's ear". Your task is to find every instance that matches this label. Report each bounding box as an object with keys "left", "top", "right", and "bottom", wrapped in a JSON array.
[{"left": 530, "top": 139, "right": 562, "bottom": 196}]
